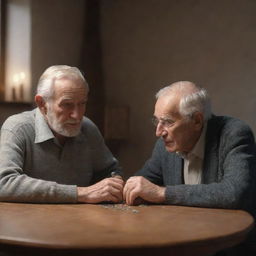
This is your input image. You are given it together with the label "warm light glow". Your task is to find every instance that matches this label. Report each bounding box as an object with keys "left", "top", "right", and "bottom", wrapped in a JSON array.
[
  {"left": 13, "top": 72, "right": 26, "bottom": 85},
  {"left": 20, "top": 72, "right": 25, "bottom": 80},
  {"left": 11, "top": 72, "right": 26, "bottom": 102},
  {"left": 13, "top": 74, "right": 20, "bottom": 85}
]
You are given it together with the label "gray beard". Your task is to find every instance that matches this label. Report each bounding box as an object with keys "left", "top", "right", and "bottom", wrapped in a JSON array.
[{"left": 46, "top": 109, "right": 81, "bottom": 137}]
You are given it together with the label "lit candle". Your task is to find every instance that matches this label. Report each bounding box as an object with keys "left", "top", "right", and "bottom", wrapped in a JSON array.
[
  {"left": 19, "top": 72, "right": 25, "bottom": 101},
  {"left": 12, "top": 74, "right": 19, "bottom": 101}
]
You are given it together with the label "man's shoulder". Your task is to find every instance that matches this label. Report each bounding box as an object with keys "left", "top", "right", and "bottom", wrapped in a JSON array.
[
  {"left": 207, "top": 115, "right": 254, "bottom": 139},
  {"left": 1, "top": 109, "right": 36, "bottom": 132},
  {"left": 209, "top": 115, "right": 250, "bottom": 129},
  {"left": 80, "top": 117, "right": 102, "bottom": 136},
  {"left": 81, "top": 117, "right": 98, "bottom": 130}
]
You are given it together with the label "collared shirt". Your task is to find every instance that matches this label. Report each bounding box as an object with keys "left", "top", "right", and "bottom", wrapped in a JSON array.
[
  {"left": 0, "top": 108, "right": 120, "bottom": 203},
  {"left": 183, "top": 124, "right": 207, "bottom": 184}
]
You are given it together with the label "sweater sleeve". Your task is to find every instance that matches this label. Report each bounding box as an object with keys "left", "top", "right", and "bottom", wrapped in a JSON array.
[{"left": 0, "top": 126, "right": 77, "bottom": 203}]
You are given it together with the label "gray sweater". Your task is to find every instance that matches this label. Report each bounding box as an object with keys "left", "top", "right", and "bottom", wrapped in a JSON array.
[
  {"left": 137, "top": 115, "right": 256, "bottom": 216},
  {"left": 0, "top": 108, "right": 120, "bottom": 203}
]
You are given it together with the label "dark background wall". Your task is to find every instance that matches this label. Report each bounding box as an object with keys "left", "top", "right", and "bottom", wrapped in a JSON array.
[
  {"left": 2, "top": 0, "right": 256, "bottom": 178},
  {"left": 100, "top": 0, "right": 256, "bottom": 177}
]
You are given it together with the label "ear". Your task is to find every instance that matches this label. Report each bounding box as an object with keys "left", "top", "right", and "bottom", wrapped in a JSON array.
[
  {"left": 35, "top": 95, "right": 47, "bottom": 115},
  {"left": 192, "top": 112, "right": 204, "bottom": 131}
]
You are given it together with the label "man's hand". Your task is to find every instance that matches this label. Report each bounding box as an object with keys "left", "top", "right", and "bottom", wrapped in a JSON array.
[
  {"left": 77, "top": 177, "right": 124, "bottom": 203},
  {"left": 123, "top": 176, "right": 166, "bottom": 205}
]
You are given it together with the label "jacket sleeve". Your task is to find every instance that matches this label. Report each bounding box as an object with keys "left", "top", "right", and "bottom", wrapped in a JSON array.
[{"left": 135, "top": 139, "right": 170, "bottom": 186}]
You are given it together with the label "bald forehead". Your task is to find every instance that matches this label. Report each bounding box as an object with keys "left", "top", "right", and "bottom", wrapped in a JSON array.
[
  {"left": 155, "top": 82, "right": 197, "bottom": 117},
  {"left": 155, "top": 92, "right": 181, "bottom": 118},
  {"left": 155, "top": 81, "right": 200, "bottom": 115},
  {"left": 166, "top": 81, "right": 198, "bottom": 96}
]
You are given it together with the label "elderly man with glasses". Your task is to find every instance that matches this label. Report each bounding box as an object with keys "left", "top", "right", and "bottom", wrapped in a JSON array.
[
  {"left": 124, "top": 81, "right": 256, "bottom": 207},
  {"left": 123, "top": 81, "right": 256, "bottom": 255}
]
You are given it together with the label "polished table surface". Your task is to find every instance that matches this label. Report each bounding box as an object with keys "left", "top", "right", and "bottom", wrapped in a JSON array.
[{"left": 0, "top": 202, "right": 254, "bottom": 256}]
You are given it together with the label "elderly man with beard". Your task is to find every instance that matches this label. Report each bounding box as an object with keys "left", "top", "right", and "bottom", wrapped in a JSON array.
[{"left": 0, "top": 65, "right": 123, "bottom": 203}]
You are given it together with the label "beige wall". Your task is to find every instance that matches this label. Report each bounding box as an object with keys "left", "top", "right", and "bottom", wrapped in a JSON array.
[
  {"left": 5, "top": 0, "right": 31, "bottom": 102},
  {"left": 30, "top": 0, "right": 86, "bottom": 97},
  {"left": 100, "top": 0, "right": 256, "bottom": 176}
]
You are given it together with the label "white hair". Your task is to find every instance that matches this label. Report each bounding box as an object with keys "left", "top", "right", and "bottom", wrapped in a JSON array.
[
  {"left": 156, "top": 81, "right": 212, "bottom": 121},
  {"left": 36, "top": 65, "right": 89, "bottom": 101}
]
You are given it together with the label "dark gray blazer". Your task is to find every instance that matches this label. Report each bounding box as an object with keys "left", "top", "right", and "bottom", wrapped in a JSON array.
[{"left": 137, "top": 115, "right": 256, "bottom": 217}]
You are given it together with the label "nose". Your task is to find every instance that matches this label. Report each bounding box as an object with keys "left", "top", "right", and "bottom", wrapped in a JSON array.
[
  {"left": 70, "top": 106, "right": 82, "bottom": 120},
  {"left": 155, "top": 123, "right": 167, "bottom": 137}
]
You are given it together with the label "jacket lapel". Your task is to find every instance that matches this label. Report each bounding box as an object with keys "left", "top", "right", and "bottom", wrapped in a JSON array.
[
  {"left": 202, "top": 115, "right": 220, "bottom": 183},
  {"left": 173, "top": 154, "right": 184, "bottom": 184}
]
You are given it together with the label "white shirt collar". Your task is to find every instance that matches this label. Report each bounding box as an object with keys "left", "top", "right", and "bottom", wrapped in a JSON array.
[
  {"left": 188, "top": 122, "right": 207, "bottom": 160},
  {"left": 34, "top": 108, "right": 55, "bottom": 143}
]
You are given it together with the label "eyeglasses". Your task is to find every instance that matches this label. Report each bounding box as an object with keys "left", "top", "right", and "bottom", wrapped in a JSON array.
[{"left": 151, "top": 116, "right": 176, "bottom": 128}]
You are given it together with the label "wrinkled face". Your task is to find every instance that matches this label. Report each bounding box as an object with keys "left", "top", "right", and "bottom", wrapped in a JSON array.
[
  {"left": 153, "top": 94, "right": 202, "bottom": 153},
  {"left": 45, "top": 78, "right": 88, "bottom": 138}
]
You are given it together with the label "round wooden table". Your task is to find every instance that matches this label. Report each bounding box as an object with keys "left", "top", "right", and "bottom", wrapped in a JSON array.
[{"left": 0, "top": 202, "right": 254, "bottom": 256}]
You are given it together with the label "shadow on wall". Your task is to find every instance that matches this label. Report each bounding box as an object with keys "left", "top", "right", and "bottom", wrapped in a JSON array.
[{"left": 0, "top": 102, "right": 34, "bottom": 127}]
